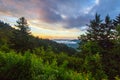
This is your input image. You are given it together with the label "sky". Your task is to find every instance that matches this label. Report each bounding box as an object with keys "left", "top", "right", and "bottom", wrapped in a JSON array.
[{"left": 0, "top": 0, "right": 120, "bottom": 39}]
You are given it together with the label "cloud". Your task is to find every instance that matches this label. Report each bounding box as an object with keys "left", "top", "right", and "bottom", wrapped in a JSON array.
[
  {"left": 90, "top": 0, "right": 120, "bottom": 18},
  {"left": 63, "top": 14, "right": 92, "bottom": 29},
  {"left": 0, "top": 0, "right": 120, "bottom": 30}
]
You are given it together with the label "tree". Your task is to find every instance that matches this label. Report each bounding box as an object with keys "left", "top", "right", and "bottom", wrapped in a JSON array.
[
  {"left": 86, "top": 13, "right": 102, "bottom": 41},
  {"left": 0, "top": 21, "right": 13, "bottom": 52},
  {"left": 116, "top": 25, "right": 120, "bottom": 40},
  {"left": 10, "top": 17, "right": 31, "bottom": 52},
  {"left": 113, "top": 14, "right": 120, "bottom": 26},
  {"left": 114, "top": 14, "right": 120, "bottom": 41},
  {"left": 79, "top": 13, "right": 115, "bottom": 50},
  {"left": 78, "top": 13, "right": 120, "bottom": 79},
  {"left": 15, "top": 17, "right": 30, "bottom": 34}
]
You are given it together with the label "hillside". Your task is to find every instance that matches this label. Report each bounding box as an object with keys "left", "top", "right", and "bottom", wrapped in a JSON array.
[
  {"left": 0, "top": 14, "right": 120, "bottom": 80},
  {"left": 0, "top": 20, "right": 76, "bottom": 54}
]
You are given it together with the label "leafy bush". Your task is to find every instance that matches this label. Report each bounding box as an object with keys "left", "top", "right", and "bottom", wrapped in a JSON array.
[{"left": 0, "top": 51, "right": 98, "bottom": 80}]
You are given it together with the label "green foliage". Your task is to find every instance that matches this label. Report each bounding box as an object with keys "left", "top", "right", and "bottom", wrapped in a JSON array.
[
  {"left": 116, "top": 25, "right": 120, "bottom": 41},
  {"left": 115, "top": 76, "right": 120, "bottom": 80},
  {"left": 0, "top": 17, "right": 76, "bottom": 54},
  {"left": 82, "top": 53, "right": 107, "bottom": 80},
  {"left": 101, "top": 16, "right": 120, "bottom": 79},
  {"left": 80, "top": 14, "right": 115, "bottom": 49},
  {"left": 80, "top": 41, "right": 102, "bottom": 55},
  {"left": 0, "top": 14, "right": 120, "bottom": 80},
  {"left": 0, "top": 51, "right": 99, "bottom": 80},
  {"left": 0, "top": 43, "right": 10, "bottom": 52},
  {"left": 78, "top": 13, "right": 120, "bottom": 79},
  {"left": 35, "top": 39, "right": 77, "bottom": 55},
  {"left": 0, "top": 51, "right": 32, "bottom": 80},
  {"left": 9, "top": 17, "right": 31, "bottom": 52}
]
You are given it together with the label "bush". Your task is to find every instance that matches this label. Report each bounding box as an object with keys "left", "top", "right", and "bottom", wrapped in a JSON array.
[{"left": 0, "top": 51, "right": 97, "bottom": 80}]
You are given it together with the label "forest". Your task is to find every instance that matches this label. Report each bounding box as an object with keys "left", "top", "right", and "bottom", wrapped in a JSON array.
[{"left": 0, "top": 13, "right": 120, "bottom": 80}]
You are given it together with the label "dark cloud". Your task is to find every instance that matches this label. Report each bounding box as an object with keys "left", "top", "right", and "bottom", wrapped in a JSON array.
[
  {"left": 34, "top": 0, "right": 95, "bottom": 27},
  {"left": 0, "top": 0, "right": 120, "bottom": 29},
  {"left": 35, "top": 0, "right": 63, "bottom": 23},
  {"left": 63, "top": 14, "right": 92, "bottom": 28}
]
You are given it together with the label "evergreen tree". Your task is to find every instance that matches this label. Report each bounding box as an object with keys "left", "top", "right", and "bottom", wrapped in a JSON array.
[
  {"left": 10, "top": 17, "right": 31, "bottom": 52},
  {"left": 113, "top": 14, "right": 120, "bottom": 26},
  {"left": 79, "top": 13, "right": 120, "bottom": 79},
  {"left": 114, "top": 14, "right": 120, "bottom": 41},
  {"left": 80, "top": 14, "right": 115, "bottom": 49},
  {"left": 86, "top": 13, "right": 102, "bottom": 41}
]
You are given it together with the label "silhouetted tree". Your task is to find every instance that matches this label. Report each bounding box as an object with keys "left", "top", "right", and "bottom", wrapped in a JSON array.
[
  {"left": 113, "top": 14, "right": 120, "bottom": 26},
  {"left": 79, "top": 14, "right": 115, "bottom": 49},
  {"left": 10, "top": 17, "right": 31, "bottom": 52},
  {"left": 15, "top": 17, "right": 30, "bottom": 34}
]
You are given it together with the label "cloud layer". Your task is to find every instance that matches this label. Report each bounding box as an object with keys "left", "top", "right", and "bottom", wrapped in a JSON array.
[
  {"left": 0, "top": 0, "right": 120, "bottom": 28},
  {"left": 0, "top": 0, "right": 120, "bottom": 39}
]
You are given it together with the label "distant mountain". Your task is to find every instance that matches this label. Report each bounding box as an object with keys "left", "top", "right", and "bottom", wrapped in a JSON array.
[{"left": 53, "top": 39, "right": 80, "bottom": 49}]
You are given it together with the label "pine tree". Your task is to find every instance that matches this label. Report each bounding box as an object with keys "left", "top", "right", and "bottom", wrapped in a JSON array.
[
  {"left": 86, "top": 13, "right": 102, "bottom": 41},
  {"left": 10, "top": 17, "right": 31, "bottom": 52},
  {"left": 80, "top": 14, "right": 115, "bottom": 49},
  {"left": 15, "top": 17, "right": 30, "bottom": 34},
  {"left": 113, "top": 14, "right": 120, "bottom": 26}
]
